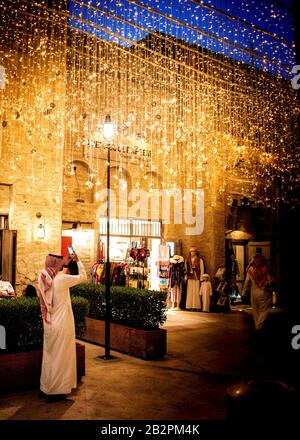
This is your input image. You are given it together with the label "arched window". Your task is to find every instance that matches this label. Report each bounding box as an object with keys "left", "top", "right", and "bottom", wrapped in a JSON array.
[{"left": 63, "top": 160, "right": 95, "bottom": 203}]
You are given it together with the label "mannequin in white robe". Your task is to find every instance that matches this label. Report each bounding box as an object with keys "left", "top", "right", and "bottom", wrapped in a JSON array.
[
  {"left": 200, "top": 274, "right": 212, "bottom": 312},
  {"left": 38, "top": 254, "right": 86, "bottom": 400},
  {"left": 185, "top": 247, "right": 204, "bottom": 310}
]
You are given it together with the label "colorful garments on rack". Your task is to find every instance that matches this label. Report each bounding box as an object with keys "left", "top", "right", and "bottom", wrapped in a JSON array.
[
  {"left": 91, "top": 262, "right": 104, "bottom": 284},
  {"left": 91, "top": 262, "right": 126, "bottom": 286},
  {"left": 168, "top": 259, "right": 185, "bottom": 288}
]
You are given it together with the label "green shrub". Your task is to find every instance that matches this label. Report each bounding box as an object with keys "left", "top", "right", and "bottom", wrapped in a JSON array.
[
  {"left": 71, "top": 284, "right": 168, "bottom": 330},
  {"left": 0, "top": 297, "right": 42, "bottom": 352},
  {"left": 71, "top": 296, "right": 90, "bottom": 337},
  {"left": 0, "top": 296, "right": 89, "bottom": 353}
]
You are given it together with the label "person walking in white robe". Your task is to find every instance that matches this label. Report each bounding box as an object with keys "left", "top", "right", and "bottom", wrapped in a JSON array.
[
  {"left": 242, "top": 252, "right": 272, "bottom": 331},
  {"left": 37, "top": 252, "right": 86, "bottom": 402}
]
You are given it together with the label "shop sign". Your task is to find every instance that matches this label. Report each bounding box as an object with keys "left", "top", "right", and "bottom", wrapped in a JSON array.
[{"left": 83, "top": 138, "right": 151, "bottom": 162}]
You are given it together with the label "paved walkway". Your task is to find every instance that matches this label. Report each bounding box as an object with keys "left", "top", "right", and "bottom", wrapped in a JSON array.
[{"left": 0, "top": 308, "right": 298, "bottom": 420}]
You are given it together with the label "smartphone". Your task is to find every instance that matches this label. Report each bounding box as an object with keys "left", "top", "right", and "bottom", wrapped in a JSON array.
[{"left": 68, "top": 246, "right": 75, "bottom": 257}]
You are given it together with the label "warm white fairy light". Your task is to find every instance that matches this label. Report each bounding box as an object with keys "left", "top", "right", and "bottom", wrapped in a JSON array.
[{"left": 0, "top": 0, "right": 298, "bottom": 210}]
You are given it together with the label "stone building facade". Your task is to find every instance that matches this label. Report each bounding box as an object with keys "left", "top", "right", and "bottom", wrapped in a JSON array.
[
  {"left": 0, "top": 2, "right": 298, "bottom": 294},
  {"left": 0, "top": 4, "right": 67, "bottom": 291}
]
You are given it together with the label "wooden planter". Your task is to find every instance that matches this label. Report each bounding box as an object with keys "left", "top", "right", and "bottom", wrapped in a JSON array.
[
  {"left": 83, "top": 317, "right": 167, "bottom": 360},
  {"left": 0, "top": 343, "right": 85, "bottom": 393}
]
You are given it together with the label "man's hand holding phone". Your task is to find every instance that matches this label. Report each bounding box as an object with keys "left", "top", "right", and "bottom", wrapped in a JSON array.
[{"left": 68, "top": 246, "right": 79, "bottom": 261}]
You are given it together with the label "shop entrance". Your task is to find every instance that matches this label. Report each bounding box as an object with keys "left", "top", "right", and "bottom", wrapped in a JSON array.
[
  {"left": 225, "top": 239, "right": 248, "bottom": 303},
  {"left": 232, "top": 243, "right": 246, "bottom": 295},
  {"left": 225, "top": 239, "right": 272, "bottom": 303},
  {"left": 0, "top": 229, "right": 17, "bottom": 288},
  {"left": 98, "top": 218, "right": 162, "bottom": 290}
]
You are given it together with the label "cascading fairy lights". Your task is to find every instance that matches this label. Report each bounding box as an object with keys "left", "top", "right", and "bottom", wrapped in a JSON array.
[{"left": 0, "top": 0, "right": 299, "bottom": 210}]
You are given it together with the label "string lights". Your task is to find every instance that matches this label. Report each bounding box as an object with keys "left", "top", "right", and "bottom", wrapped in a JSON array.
[{"left": 0, "top": 0, "right": 299, "bottom": 211}]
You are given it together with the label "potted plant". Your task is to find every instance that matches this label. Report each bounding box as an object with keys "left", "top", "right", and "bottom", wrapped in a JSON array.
[
  {"left": 71, "top": 284, "right": 168, "bottom": 360},
  {"left": 0, "top": 296, "right": 89, "bottom": 392}
]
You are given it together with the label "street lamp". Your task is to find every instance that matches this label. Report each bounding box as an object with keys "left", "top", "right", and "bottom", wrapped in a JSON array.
[{"left": 102, "top": 115, "right": 114, "bottom": 360}]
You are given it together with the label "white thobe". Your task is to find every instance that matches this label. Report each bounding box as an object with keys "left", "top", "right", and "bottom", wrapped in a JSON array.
[
  {"left": 186, "top": 280, "right": 201, "bottom": 309},
  {"left": 39, "top": 261, "right": 86, "bottom": 395},
  {"left": 200, "top": 280, "right": 212, "bottom": 312},
  {"left": 243, "top": 272, "right": 272, "bottom": 330}
]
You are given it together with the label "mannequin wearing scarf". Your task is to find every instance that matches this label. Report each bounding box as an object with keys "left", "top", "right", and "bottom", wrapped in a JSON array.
[
  {"left": 37, "top": 253, "right": 87, "bottom": 401},
  {"left": 185, "top": 247, "right": 204, "bottom": 310},
  {"left": 242, "top": 253, "right": 272, "bottom": 330},
  {"left": 168, "top": 255, "right": 185, "bottom": 310}
]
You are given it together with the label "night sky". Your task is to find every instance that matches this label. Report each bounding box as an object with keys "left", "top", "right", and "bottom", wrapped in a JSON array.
[{"left": 69, "top": 0, "right": 296, "bottom": 77}]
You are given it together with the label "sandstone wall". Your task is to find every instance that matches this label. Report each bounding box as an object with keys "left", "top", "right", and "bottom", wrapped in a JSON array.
[{"left": 0, "top": 47, "right": 66, "bottom": 293}]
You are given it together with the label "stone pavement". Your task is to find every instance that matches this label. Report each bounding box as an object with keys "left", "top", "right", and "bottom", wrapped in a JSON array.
[{"left": 0, "top": 308, "right": 298, "bottom": 420}]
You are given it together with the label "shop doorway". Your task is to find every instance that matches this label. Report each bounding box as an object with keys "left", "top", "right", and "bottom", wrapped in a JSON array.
[
  {"left": 99, "top": 235, "right": 161, "bottom": 290},
  {"left": 225, "top": 239, "right": 248, "bottom": 301},
  {"left": 98, "top": 217, "right": 162, "bottom": 290},
  {"left": 0, "top": 229, "right": 17, "bottom": 288},
  {"left": 232, "top": 243, "right": 246, "bottom": 294}
]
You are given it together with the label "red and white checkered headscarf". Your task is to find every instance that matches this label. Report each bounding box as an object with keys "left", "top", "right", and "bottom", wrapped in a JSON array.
[
  {"left": 248, "top": 254, "right": 269, "bottom": 288},
  {"left": 38, "top": 254, "right": 64, "bottom": 323}
]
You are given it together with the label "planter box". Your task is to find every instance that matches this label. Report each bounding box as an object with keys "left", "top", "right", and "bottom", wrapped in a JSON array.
[
  {"left": 83, "top": 317, "right": 167, "bottom": 360},
  {"left": 0, "top": 343, "right": 85, "bottom": 393}
]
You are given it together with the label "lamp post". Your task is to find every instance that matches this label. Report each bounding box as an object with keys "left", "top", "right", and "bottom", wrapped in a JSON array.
[{"left": 102, "top": 115, "right": 114, "bottom": 360}]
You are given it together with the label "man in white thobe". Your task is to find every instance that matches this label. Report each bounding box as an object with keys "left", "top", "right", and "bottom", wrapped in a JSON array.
[
  {"left": 38, "top": 252, "right": 86, "bottom": 403},
  {"left": 242, "top": 253, "right": 272, "bottom": 331}
]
